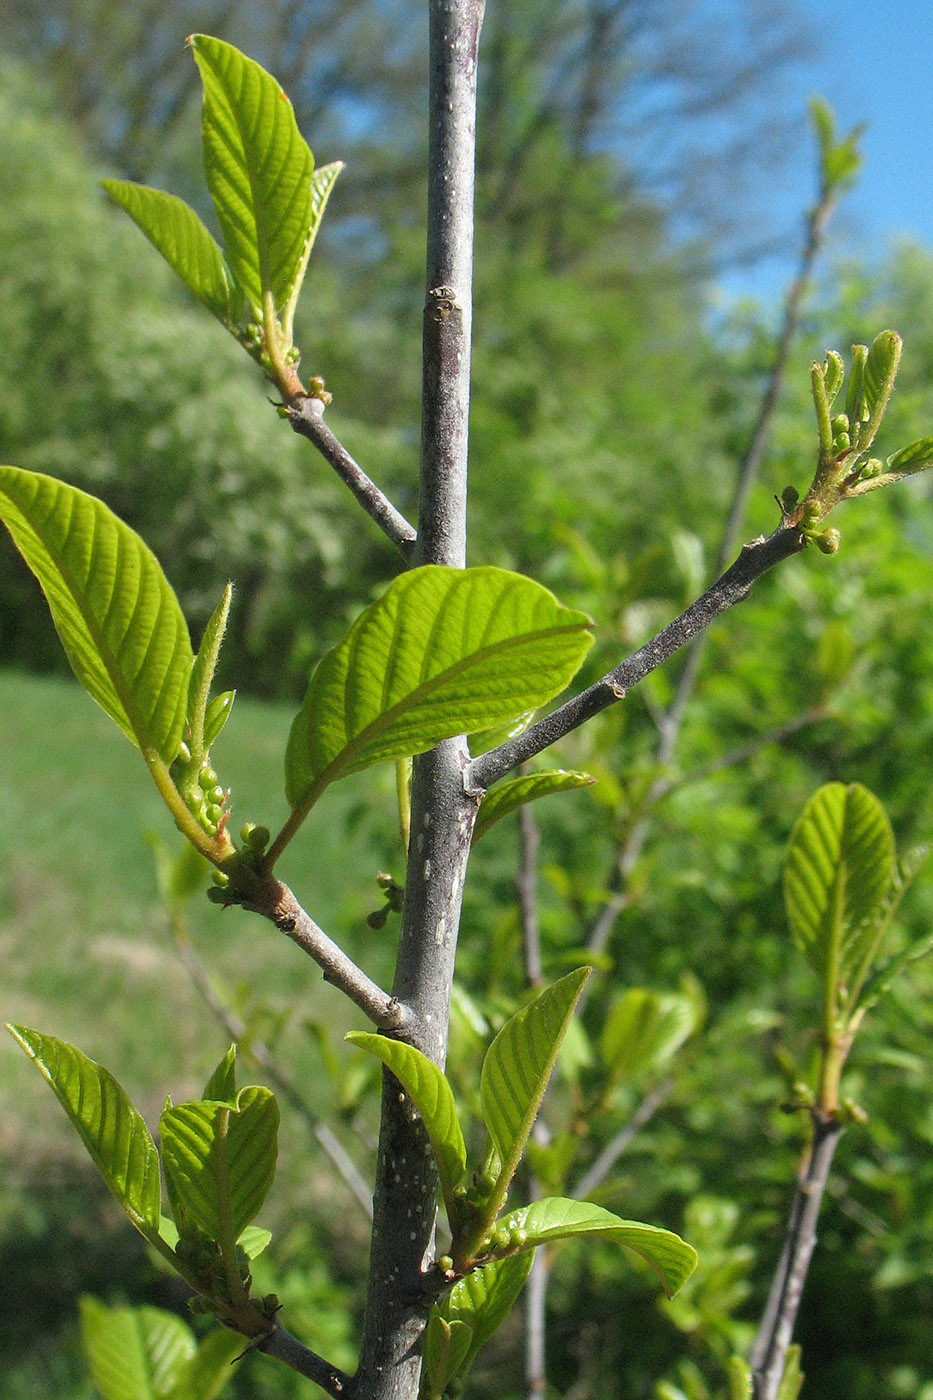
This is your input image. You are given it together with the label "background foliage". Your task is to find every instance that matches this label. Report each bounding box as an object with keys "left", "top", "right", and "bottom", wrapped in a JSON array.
[{"left": 2, "top": 4, "right": 933, "bottom": 1398}]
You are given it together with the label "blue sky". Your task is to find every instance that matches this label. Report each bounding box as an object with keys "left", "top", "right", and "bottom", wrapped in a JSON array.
[{"left": 723, "top": 0, "right": 933, "bottom": 302}]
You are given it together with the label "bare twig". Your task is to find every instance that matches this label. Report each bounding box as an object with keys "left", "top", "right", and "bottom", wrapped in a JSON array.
[
  {"left": 517, "top": 796, "right": 544, "bottom": 988},
  {"left": 288, "top": 397, "right": 417, "bottom": 557},
  {"left": 232, "top": 875, "right": 412, "bottom": 1033},
  {"left": 172, "top": 925, "right": 373, "bottom": 1218},
  {"left": 749, "top": 1117, "right": 845, "bottom": 1400},
  {"left": 257, "top": 1323, "right": 354, "bottom": 1397},
  {"left": 525, "top": 1242, "right": 550, "bottom": 1400},
  {"left": 469, "top": 524, "right": 805, "bottom": 792},
  {"left": 572, "top": 1076, "right": 676, "bottom": 1201}
]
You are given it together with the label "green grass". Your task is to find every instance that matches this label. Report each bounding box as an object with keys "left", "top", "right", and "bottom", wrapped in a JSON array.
[{"left": 0, "top": 664, "right": 406, "bottom": 1157}]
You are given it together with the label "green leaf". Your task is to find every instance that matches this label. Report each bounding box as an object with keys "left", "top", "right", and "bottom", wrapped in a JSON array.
[
  {"left": 495, "top": 1197, "right": 697, "bottom": 1297},
  {"left": 473, "top": 769, "right": 595, "bottom": 844},
  {"left": 100, "top": 180, "right": 244, "bottom": 331},
  {"left": 189, "top": 34, "right": 314, "bottom": 321},
  {"left": 188, "top": 584, "right": 233, "bottom": 763},
  {"left": 783, "top": 782, "right": 895, "bottom": 1001},
  {"left": 168, "top": 1327, "right": 245, "bottom": 1400},
  {"left": 280, "top": 159, "right": 343, "bottom": 341},
  {"left": 346, "top": 1033, "right": 466, "bottom": 1218},
  {"left": 202, "top": 1045, "right": 237, "bottom": 1104},
  {"left": 285, "top": 565, "right": 592, "bottom": 819},
  {"left": 160, "top": 1086, "right": 279, "bottom": 1245},
  {"left": 434, "top": 1252, "right": 534, "bottom": 1378},
  {"left": 203, "top": 691, "right": 236, "bottom": 749},
  {"left": 422, "top": 1315, "right": 475, "bottom": 1400},
  {"left": 775, "top": 1345, "right": 804, "bottom": 1400},
  {"left": 237, "top": 1224, "right": 272, "bottom": 1259},
  {"left": 599, "top": 987, "right": 698, "bottom": 1087},
  {"left": 727, "top": 1355, "right": 752, "bottom": 1400},
  {"left": 80, "top": 1297, "right": 195, "bottom": 1400},
  {"left": 862, "top": 329, "right": 901, "bottom": 431},
  {"left": 885, "top": 436, "right": 933, "bottom": 474},
  {"left": 480, "top": 968, "right": 589, "bottom": 1206},
  {"left": 0, "top": 468, "right": 192, "bottom": 762},
  {"left": 7, "top": 1026, "right": 161, "bottom": 1239}
]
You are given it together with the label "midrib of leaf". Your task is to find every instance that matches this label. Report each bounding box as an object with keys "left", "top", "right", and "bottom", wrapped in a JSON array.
[
  {"left": 823, "top": 863, "right": 846, "bottom": 1032},
  {"left": 293, "top": 618, "right": 588, "bottom": 820},
  {"left": 213, "top": 1107, "right": 248, "bottom": 1306}
]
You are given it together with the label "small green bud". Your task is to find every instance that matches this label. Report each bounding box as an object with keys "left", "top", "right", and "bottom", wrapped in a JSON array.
[
  {"left": 831, "top": 413, "right": 849, "bottom": 434},
  {"left": 206, "top": 804, "right": 224, "bottom": 825},
  {"left": 509, "top": 1227, "right": 528, "bottom": 1248},
  {"left": 438, "top": 1254, "right": 455, "bottom": 1274},
  {"left": 801, "top": 500, "right": 821, "bottom": 528},
  {"left": 474, "top": 1172, "right": 496, "bottom": 1197},
  {"left": 833, "top": 430, "right": 851, "bottom": 453},
  {"left": 492, "top": 1224, "right": 511, "bottom": 1250},
  {"left": 199, "top": 766, "right": 219, "bottom": 791},
  {"left": 211, "top": 869, "right": 229, "bottom": 888},
  {"left": 860, "top": 457, "right": 883, "bottom": 479},
  {"left": 177, "top": 740, "right": 192, "bottom": 764},
  {"left": 815, "top": 527, "right": 841, "bottom": 554},
  {"left": 240, "top": 822, "right": 270, "bottom": 851}
]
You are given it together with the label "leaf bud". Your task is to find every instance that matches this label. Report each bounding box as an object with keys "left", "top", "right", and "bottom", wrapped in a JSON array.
[
  {"left": 206, "top": 804, "right": 224, "bottom": 825},
  {"left": 211, "top": 869, "right": 229, "bottom": 888},
  {"left": 800, "top": 501, "right": 821, "bottom": 529},
  {"left": 831, "top": 413, "right": 849, "bottom": 435},
  {"left": 815, "top": 528, "right": 841, "bottom": 554},
  {"left": 199, "top": 766, "right": 219, "bottom": 791},
  {"left": 438, "top": 1254, "right": 455, "bottom": 1274},
  {"left": 509, "top": 1227, "right": 528, "bottom": 1248}
]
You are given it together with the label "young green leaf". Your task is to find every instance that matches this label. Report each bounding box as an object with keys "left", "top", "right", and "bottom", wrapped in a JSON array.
[
  {"left": 884, "top": 437, "right": 933, "bottom": 475},
  {"left": 494, "top": 1197, "right": 697, "bottom": 1297},
  {"left": 480, "top": 967, "right": 589, "bottom": 1216},
  {"left": 283, "top": 566, "right": 592, "bottom": 831},
  {"left": 727, "top": 1355, "right": 752, "bottom": 1400},
  {"left": 783, "top": 782, "right": 895, "bottom": 1005},
  {"left": 862, "top": 330, "right": 901, "bottom": 429},
  {"left": 202, "top": 1044, "right": 238, "bottom": 1104},
  {"left": 7, "top": 1026, "right": 161, "bottom": 1239},
  {"left": 434, "top": 1252, "right": 535, "bottom": 1380},
  {"left": 100, "top": 180, "right": 244, "bottom": 331},
  {"left": 188, "top": 34, "right": 314, "bottom": 322},
  {"left": 0, "top": 468, "right": 192, "bottom": 763},
  {"left": 187, "top": 583, "right": 233, "bottom": 763},
  {"left": 160, "top": 1086, "right": 279, "bottom": 1245},
  {"left": 346, "top": 1032, "right": 467, "bottom": 1220},
  {"left": 169, "top": 1326, "right": 246, "bottom": 1400},
  {"left": 422, "top": 1315, "right": 475, "bottom": 1400},
  {"left": 80, "top": 1297, "right": 196, "bottom": 1400},
  {"left": 472, "top": 769, "right": 595, "bottom": 844},
  {"left": 775, "top": 1345, "right": 804, "bottom": 1400},
  {"left": 280, "top": 159, "right": 344, "bottom": 343},
  {"left": 599, "top": 987, "right": 698, "bottom": 1088}
]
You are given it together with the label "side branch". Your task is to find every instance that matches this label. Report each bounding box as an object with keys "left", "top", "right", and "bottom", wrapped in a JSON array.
[
  {"left": 749, "top": 1116, "right": 845, "bottom": 1400},
  {"left": 232, "top": 874, "right": 413, "bottom": 1032},
  {"left": 469, "top": 524, "right": 806, "bottom": 790},
  {"left": 288, "top": 397, "right": 417, "bottom": 558},
  {"left": 257, "top": 1323, "right": 354, "bottom": 1398}
]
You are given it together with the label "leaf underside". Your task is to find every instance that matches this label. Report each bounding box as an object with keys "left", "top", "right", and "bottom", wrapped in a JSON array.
[
  {"left": 0, "top": 467, "right": 192, "bottom": 762},
  {"left": 80, "top": 1296, "right": 194, "bottom": 1400},
  {"left": 473, "top": 769, "right": 595, "bottom": 843}
]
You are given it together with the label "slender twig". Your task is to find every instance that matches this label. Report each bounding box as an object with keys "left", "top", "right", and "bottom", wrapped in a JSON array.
[
  {"left": 469, "top": 525, "right": 806, "bottom": 792},
  {"left": 172, "top": 924, "right": 373, "bottom": 1218},
  {"left": 232, "top": 875, "right": 412, "bottom": 1033},
  {"left": 571, "top": 1076, "right": 676, "bottom": 1201},
  {"left": 525, "top": 1242, "right": 550, "bottom": 1400},
  {"left": 749, "top": 1116, "right": 845, "bottom": 1400},
  {"left": 517, "top": 796, "right": 544, "bottom": 988},
  {"left": 257, "top": 1323, "right": 354, "bottom": 1398},
  {"left": 288, "top": 397, "right": 417, "bottom": 557}
]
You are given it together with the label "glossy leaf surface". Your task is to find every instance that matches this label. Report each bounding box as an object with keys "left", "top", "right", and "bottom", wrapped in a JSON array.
[
  {"left": 189, "top": 34, "right": 313, "bottom": 318},
  {"left": 473, "top": 769, "right": 595, "bottom": 844},
  {"left": 286, "top": 565, "right": 592, "bottom": 814},
  {"left": 8, "top": 1026, "right": 161, "bottom": 1237},
  {"left": 100, "top": 180, "right": 243, "bottom": 329},
  {"left": 481, "top": 967, "right": 589, "bottom": 1188},
  {"left": 160, "top": 1086, "right": 279, "bottom": 1244},
  {"left": 80, "top": 1297, "right": 195, "bottom": 1400},
  {"left": 346, "top": 1032, "right": 466, "bottom": 1211},
  {"left": 784, "top": 782, "right": 894, "bottom": 992},
  {"left": 0, "top": 468, "right": 191, "bottom": 761},
  {"left": 496, "top": 1197, "right": 697, "bottom": 1297}
]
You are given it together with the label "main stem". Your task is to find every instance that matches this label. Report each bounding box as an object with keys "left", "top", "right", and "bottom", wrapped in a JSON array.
[{"left": 354, "top": 4, "right": 485, "bottom": 1397}]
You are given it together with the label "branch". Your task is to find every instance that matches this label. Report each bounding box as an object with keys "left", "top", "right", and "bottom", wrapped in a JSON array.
[
  {"left": 571, "top": 1077, "right": 676, "bottom": 1201},
  {"left": 517, "top": 794, "right": 544, "bottom": 988},
  {"left": 469, "top": 524, "right": 806, "bottom": 791},
  {"left": 288, "top": 397, "right": 417, "bottom": 558},
  {"left": 230, "top": 874, "right": 412, "bottom": 1033},
  {"left": 172, "top": 922, "right": 373, "bottom": 1218},
  {"left": 257, "top": 1322, "right": 354, "bottom": 1398},
  {"left": 749, "top": 1116, "right": 845, "bottom": 1400}
]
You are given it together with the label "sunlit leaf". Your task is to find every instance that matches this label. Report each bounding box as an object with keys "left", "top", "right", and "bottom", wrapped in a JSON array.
[
  {"left": 422, "top": 1315, "right": 474, "bottom": 1400},
  {"left": 160, "top": 1086, "right": 279, "bottom": 1244},
  {"left": 202, "top": 1045, "right": 237, "bottom": 1104},
  {"left": 434, "top": 1253, "right": 534, "bottom": 1379},
  {"left": 169, "top": 1326, "right": 246, "bottom": 1400},
  {"left": 496, "top": 1197, "right": 697, "bottom": 1297},
  {"left": 100, "top": 180, "right": 244, "bottom": 330},
  {"left": 784, "top": 782, "right": 894, "bottom": 999},
  {"left": 80, "top": 1297, "right": 195, "bottom": 1400},
  {"left": 285, "top": 566, "right": 592, "bottom": 820},
  {"left": 481, "top": 968, "right": 589, "bottom": 1199},
  {"left": 346, "top": 1032, "right": 466, "bottom": 1216},
  {"left": 7, "top": 1026, "right": 161, "bottom": 1238},
  {"left": 473, "top": 769, "right": 595, "bottom": 844},
  {"left": 599, "top": 987, "right": 697, "bottom": 1086},
  {"left": 0, "top": 468, "right": 192, "bottom": 762},
  {"left": 189, "top": 34, "right": 314, "bottom": 319}
]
